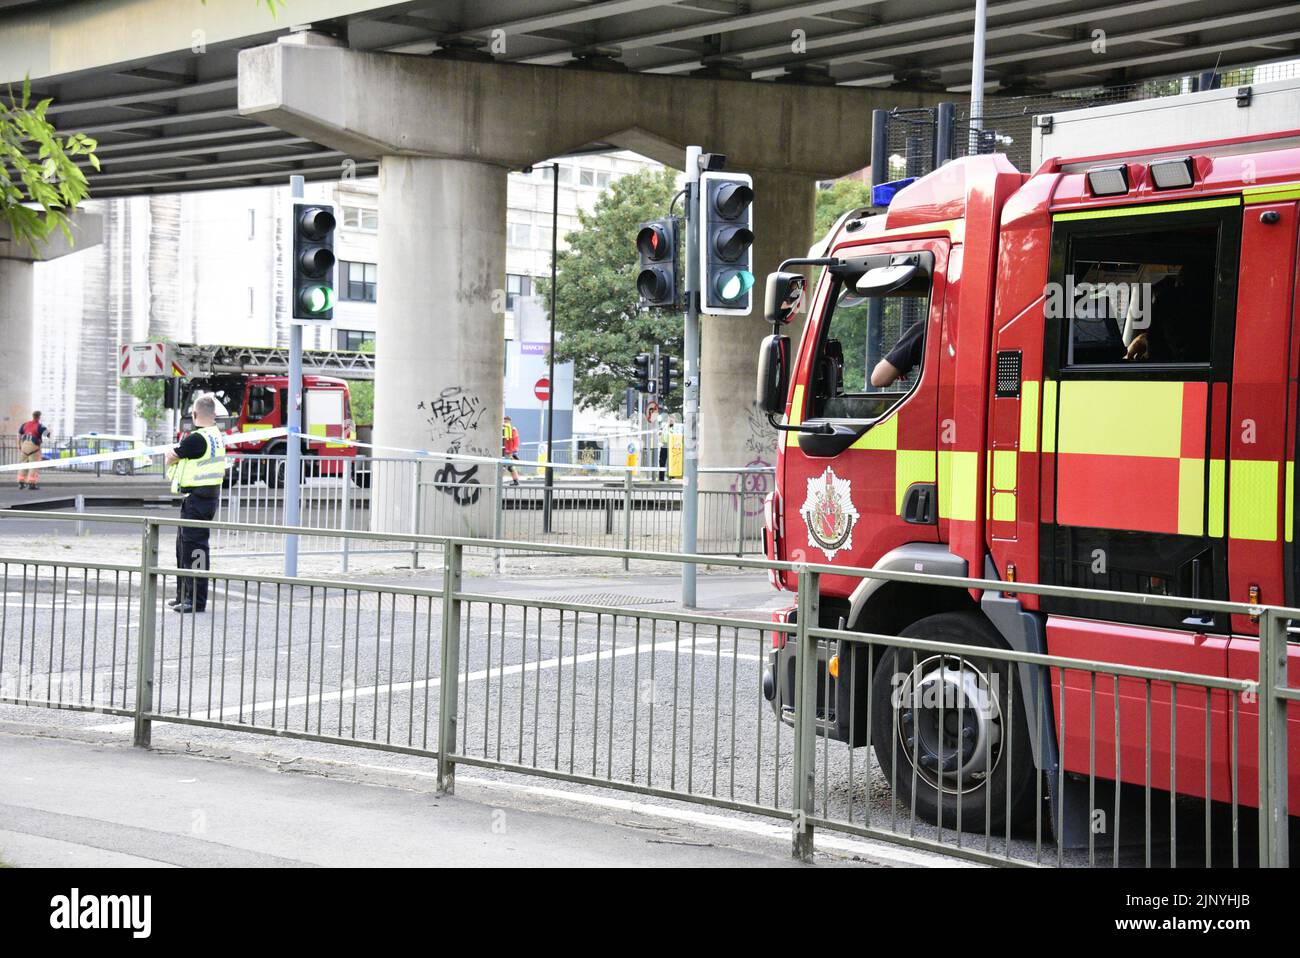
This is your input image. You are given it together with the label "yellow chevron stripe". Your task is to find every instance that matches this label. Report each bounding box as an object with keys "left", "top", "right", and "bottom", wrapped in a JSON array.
[
  {"left": 1056, "top": 380, "right": 1184, "bottom": 458},
  {"left": 1019, "top": 380, "right": 1039, "bottom": 453},
  {"left": 1228, "top": 459, "right": 1279, "bottom": 542},
  {"left": 1052, "top": 197, "right": 1240, "bottom": 222}
]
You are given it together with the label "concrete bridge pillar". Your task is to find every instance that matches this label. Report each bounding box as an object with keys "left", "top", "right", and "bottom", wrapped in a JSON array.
[
  {"left": 375, "top": 156, "right": 506, "bottom": 535},
  {"left": 0, "top": 212, "right": 102, "bottom": 438},
  {"left": 0, "top": 260, "right": 36, "bottom": 437}
]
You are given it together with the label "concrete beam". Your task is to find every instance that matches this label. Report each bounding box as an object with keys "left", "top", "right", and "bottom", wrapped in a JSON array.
[
  {"left": 0, "top": 0, "right": 404, "bottom": 84},
  {"left": 238, "top": 39, "right": 929, "bottom": 176},
  {"left": 0, "top": 209, "right": 103, "bottom": 262}
]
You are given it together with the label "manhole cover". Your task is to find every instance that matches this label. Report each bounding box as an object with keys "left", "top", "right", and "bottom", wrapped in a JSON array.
[{"left": 549, "top": 592, "right": 674, "bottom": 607}]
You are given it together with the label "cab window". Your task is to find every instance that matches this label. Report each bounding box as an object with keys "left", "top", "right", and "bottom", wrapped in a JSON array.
[
  {"left": 247, "top": 386, "right": 276, "bottom": 420},
  {"left": 811, "top": 276, "right": 931, "bottom": 421},
  {"left": 1063, "top": 223, "right": 1219, "bottom": 367}
]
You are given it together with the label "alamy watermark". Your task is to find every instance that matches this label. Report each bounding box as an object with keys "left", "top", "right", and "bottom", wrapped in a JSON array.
[{"left": 1044, "top": 276, "right": 1152, "bottom": 328}]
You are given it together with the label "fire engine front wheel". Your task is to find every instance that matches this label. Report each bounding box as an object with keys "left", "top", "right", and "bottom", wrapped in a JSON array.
[{"left": 870, "top": 611, "right": 1037, "bottom": 834}]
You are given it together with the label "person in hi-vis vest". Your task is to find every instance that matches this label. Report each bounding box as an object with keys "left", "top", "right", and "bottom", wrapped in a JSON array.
[
  {"left": 502, "top": 416, "right": 521, "bottom": 485},
  {"left": 164, "top": 394, "right": 226, "bottom": 613}
]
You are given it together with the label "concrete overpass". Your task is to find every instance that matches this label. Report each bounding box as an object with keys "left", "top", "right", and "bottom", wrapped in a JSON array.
[{"left": 3, "top": 0, "right": 1295, "bottom": 530}]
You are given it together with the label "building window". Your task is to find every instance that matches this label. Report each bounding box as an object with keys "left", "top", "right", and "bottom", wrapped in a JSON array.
[
  {"left": 337, "top": 329, "right": 372, "bottom": 351},
  {"left": 339, "top": 261, "right": 377, "bottom": 302},
  {"left": 597, "top": 171, "right": 611, "bottom": 189},
  {"left": 579, "top": 168, "right": 595, "bottom": 187},
  {"left": 507, "top": 222, "right": 532, "bottom": 247},
  {"left": 506, "top": 274, "right": 532, "bottom": 312},
  {"left": 341, "top": 205, "right": 378, "bottom": 231}
]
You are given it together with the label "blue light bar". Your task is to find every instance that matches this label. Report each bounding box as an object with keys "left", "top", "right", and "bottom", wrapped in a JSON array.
[{"left": 872, "top": 177, "right": 917, "bottom": 208}]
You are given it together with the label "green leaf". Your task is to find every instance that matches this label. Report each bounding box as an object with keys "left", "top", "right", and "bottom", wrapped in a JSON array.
[{"left": 1, "top": 74, "right": 99, "bottom": 252}]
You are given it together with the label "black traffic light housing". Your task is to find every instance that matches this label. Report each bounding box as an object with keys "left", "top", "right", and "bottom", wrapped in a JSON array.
[
  {"left": 699, "top": 171, "right": 754, "bottom": 316},
  {"left": 632, "top": 352, "right": 654, "bottom": 393},
  {"left": 635, "top": 217, "right": 680, "bottom": 310},
  {"left": 659, "top": 353, "right": 679, "bottom": 398},
  {"left": 292, "top": 202, "right": 337, "bottom": 321}
]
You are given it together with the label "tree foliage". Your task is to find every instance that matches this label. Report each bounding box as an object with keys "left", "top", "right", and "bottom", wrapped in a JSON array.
[
  {"left": 536, "top": 167, "right": 683, "bottom": 414},
  {"left": 0, "top": 80, "right": 99, "bottom": 251},
  {"left": 348, "top": 340, "right": 376, "bottom": 424},
  {"left": 119, "top": 377, "right": 168, "bottom": 429},
  {"left": 814, "top": 178, "right": 874, "bottom": 240}
]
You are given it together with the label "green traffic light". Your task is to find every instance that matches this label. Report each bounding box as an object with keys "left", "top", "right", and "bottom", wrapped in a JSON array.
[
  {"left": 717, "top": 270, "right": 755, "bottom": 302},
  {"left": 302, "top": 284, "right": 335, "bottom": 313}
]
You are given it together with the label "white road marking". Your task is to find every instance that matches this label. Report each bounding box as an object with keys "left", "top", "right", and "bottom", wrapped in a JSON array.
[{"left": 86, "top": 635, "right": 763, "bottom": 733}]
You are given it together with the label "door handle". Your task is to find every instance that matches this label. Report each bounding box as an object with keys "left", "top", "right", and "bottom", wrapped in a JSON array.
[{"left": 901, "top": 482, "right": 937, "bottom": 525}]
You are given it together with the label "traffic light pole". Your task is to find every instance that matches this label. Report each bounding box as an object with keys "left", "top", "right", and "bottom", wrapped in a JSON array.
[
  {"left": 285, "top": 174, "right": 304, "bottom": 578},
  {"left": 543, "top": 161, "right": 559, "bottom": 534},
  {"left": 682, "top": 145, "right": 702, "bottom": 608}
]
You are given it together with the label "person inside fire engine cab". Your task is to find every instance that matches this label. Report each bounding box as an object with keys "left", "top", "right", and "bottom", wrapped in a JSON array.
[
  {"left": 1122, "top": 269, "right": 1213, "bottom": 364},
  {"left": 869, "top": 320, "right": 926, "bottom": 388},
  {"left": 165, "top": 394, "right": 226, "bottom": 614}
]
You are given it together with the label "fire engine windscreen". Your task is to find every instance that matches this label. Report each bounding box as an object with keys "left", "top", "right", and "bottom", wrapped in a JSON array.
[
  {"left": 812, "top": 273, "right": 932, "bottom": 421},
  {"left": 179, "top": 378, "right": 243, "bottom": 433},
  {"left": 1062, "top": 224, "right": 1217, "bottom": 366}
]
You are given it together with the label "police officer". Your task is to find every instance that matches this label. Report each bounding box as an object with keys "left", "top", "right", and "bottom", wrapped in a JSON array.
[{"left": 164, "top": 394, "right": 226, "bottom": 613}]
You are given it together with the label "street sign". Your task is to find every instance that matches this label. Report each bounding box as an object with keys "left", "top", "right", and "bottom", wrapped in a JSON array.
[
  {"left": 534, "top": 377, "right": 551, "bottom": 401},
  {"left": 646, "top": 400, "right": 659, "bottom": 421}
]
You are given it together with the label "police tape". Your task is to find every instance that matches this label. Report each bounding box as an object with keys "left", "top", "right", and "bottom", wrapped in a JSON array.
[{"left": 0, "top": 427, "right": 291, "bottom": 474}]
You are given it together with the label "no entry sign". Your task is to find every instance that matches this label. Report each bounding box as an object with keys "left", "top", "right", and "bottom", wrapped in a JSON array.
[{"left": 534, "top": 377, "right": 551, "bottom": 401}]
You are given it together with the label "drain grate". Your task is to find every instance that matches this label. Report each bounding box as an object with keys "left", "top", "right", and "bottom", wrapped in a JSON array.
[{"left": 548, "top": 592, "right": 675, "bottom": 608}]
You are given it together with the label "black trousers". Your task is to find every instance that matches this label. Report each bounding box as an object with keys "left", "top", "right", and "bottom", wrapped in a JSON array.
[
  {"left": 176, "top": 491, "right": 218, "bottom": 609},
  {"left": 658, "top": 446, "right": 668, "bottom": 481}
]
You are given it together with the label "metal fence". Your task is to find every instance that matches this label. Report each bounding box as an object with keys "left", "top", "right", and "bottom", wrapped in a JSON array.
[
  {"left": 210, "top": 454, "right": 770, "bottom": 566},
  {"left": 0, "top": 509, "right": 1292, "bottom": 867}
]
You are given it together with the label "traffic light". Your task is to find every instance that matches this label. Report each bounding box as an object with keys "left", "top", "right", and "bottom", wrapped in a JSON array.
[
  {"left": 635, "top": 218, "right": 680, "bottom": 309},
  {"left": 632, "top": 352, "right": 654, "bottom": 393},
  {"left": 699, "top": 171, "right": 754, "bottom": 315},
  {"left": 660, "top": 353, "right": 679, "bottom": 397},
  {"left": 292, "top": 202, "right": 336, "bottom": 321}
]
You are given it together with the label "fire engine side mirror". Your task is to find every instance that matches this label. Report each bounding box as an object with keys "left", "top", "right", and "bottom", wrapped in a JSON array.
[
  {"left": 764, "top": 272, "right": 806, "bottom": 326},
  {"left": 854, "top": 262, "right": 921, "bottom": 296},
  {"left": 756, "top": 334, "right": 791, "bottom": 415}
]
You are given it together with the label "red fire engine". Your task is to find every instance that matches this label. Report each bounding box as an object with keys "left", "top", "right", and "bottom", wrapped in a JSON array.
[
  {"left": 758, "top": 79, "right": 1300, "bottom": 838},
  {"left": 121, "top": 341, "right": 373, "bottom": 485}
]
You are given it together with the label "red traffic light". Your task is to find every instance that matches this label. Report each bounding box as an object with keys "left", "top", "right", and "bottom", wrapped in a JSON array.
[{"left": 637, "top": 224, "right": 671, "bottom": 262}]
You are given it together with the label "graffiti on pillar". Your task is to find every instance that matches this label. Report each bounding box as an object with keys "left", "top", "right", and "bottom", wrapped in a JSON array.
[
  {"left": 730, "top": 457, "right": 773, "bottom": 517},
  {"left": 418, "top": 386, "right": 491, "bottom": 455},
  {"left": 418, "top": 385, "right": 489, "bottom": 507},
  {"left": 744, "top": 403, "right": 778, "bottom": 458},
  {"left": 432, "top": 461, "right": 482, "bottom": 506}
]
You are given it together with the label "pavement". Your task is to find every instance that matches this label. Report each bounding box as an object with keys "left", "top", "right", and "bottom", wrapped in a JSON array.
[{"left": 0, "top": 722, "right": 921, "bottom": 868}]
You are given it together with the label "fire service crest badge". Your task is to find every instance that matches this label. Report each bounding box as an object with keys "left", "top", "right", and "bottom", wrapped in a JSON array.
[{"left": 799, "top": 467, "right": 859, "bottom": 560}]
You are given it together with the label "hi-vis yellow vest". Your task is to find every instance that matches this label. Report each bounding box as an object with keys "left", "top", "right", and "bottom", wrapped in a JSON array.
[{"left": 169, "top": 425, "right": 226, "bottom": 493}]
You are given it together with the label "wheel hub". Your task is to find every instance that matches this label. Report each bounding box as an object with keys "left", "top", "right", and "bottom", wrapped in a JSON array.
[{"left": 896, "top": 654, "right": 1004, "bottom": 795}]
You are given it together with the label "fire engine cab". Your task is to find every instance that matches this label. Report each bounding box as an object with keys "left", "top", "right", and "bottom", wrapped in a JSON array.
[{"left": 758, "top": 78, "right": 1300, "bottom": 837}]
